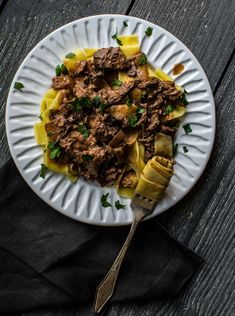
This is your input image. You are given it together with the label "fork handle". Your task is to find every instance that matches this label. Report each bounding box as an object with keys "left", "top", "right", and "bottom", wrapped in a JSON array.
[{"left": 94, "top": 211, "right": 145, "bottom": 313}]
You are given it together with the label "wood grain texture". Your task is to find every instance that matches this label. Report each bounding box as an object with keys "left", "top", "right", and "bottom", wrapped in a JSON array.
[
  {"left": 1, "top": 0, "right": 235, "bottom": 315},
  {"left": 0, "top": 0, "right": 7, "bottom": 11},
  {"left": 0, "top": 0, "right": 133, "bottom": 167}
]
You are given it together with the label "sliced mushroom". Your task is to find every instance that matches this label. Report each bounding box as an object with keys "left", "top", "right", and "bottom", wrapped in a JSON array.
[
  {"left": 124, "top": 130, "right": 138, "bottom": 146},
  {"left": 108, "top": 104, "right": 137, "bottom": 121},
  {"left": 109, "top": 129, "right": 126, "bottom": 147}
]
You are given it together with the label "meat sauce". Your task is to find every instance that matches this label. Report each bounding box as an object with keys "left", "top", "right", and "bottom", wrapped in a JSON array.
[
  {"left": 47, "top": 47, "right": 185, "bottom": 185},
  {"left": 172, "top": 63, "right": 184, "bottom": 75}
]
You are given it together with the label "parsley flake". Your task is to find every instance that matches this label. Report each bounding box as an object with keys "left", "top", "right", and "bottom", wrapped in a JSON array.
[
  {"left": 70, "top": 97, "right": 93, "bottom": 112},
  {"left": 48, "top": 141, "right": 61, "bottom": 160},
  {"left": 14, "top": 82, "right": 24, "bottom": 91},
  {"left": 65, "top": 52, "right": 76, "bottom": 59},
  {"left": 183, "top": 123, "right": 192, "bottom": 134},
  {"left": 78, "top": 124, "right": 89, "bottom": 138},
  {"left": 139, "top": 54, "right": 147, "bottom": 65},
  {"left": 145, "top": 27, "right": 153, "bottom": 37},
  {"left": 115, "top": 200, "right": 126, "bottom": 210},
  {"left": 111, "top": 28, "right": 123, "bottom": 46},
  {"left": 80, "top": 96, "right": 92, "bottom": 108},
  {"left": 93, "top": 96, "right": 101, "bottom": 106},
  {"left": 112, "top": 79, "right": 123, "bottom": 87},
  {"left": 137, "top": 107, "right": 144, "bottom": 114},
  {"left": 183, "top": 145, "right": 189, "bottom": 153},
  {"left": 128, "top": 114, "right": 139, "bottom": 127},
  {"left": 123, "top": 21, "right": 128, "bottom": 27},
  {"left": 181, "top": 90, "right": 189, "bottom": 105},
  {"left": 93, "top": 96, "right": 106, "bottom": 112},
  {"left": 125, "top": 96, "right": 133, "bottom": 106},
  {"left": 165, "top": 104, "right": 174, "bottom": 115},
  {"left": 128, "top": 107, "right": 145, "bottom": 127},
  {"left": 82, "top": 154, "right": 94, "bottom": 161},
  {"left": 40, "top": 164, "right": 48, "bottom": 179},
  {"left": 55, "top": 64, "right": 68, "bottom": 76},
  {"left": 101, "top": 193, "right": 112, "bottom": 208}
]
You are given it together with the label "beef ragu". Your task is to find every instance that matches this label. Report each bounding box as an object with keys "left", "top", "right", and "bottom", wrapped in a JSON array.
[{"left": 42, "top": 47, "right": 187, "bottom": 187}]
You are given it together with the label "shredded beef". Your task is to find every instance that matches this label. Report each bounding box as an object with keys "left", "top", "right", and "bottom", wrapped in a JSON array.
[
  {"left": 90, "top": 113, "right": 119, "bottom": 142},
  {"left": 138, "top": 132, "right": 155, "bottom": 160},
  {"left": 94, "top": 47, "right": 127, "bottom": 70},
  {"left": 73, "top": 77, "right": 97, "bottom": 99},
  {"left": 52, "top": 75, "right": 75, "bottom": 90},
  {"left": 98, "top": 80, "right": 136, "bottom": 105}
]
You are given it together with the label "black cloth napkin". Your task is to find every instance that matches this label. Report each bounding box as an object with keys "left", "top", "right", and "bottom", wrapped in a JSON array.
[{"left": 0, "top": 159, "right": 203, "bottom": 313}]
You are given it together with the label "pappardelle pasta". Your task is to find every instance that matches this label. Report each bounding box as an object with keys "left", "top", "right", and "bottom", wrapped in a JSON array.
[{"left": 34, "top": 35, "right": 187, "bottom": 203}]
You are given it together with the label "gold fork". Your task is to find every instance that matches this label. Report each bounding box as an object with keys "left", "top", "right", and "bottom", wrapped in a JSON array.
[{"left": 94, "top": 194, "right": 156, "bottom": 313}]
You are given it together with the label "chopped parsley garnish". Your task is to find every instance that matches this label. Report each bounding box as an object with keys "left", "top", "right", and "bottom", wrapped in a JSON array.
[
  {"left": 164, "top": 104, "right": 174, "bottom": 115},
  {"left": 78, "top": 124, "right": 89, "bottom": 138},
  {"left": 40, "top": 164, "right": 48, "bottom": 179},
  {"left": 112, "top": 79, "right": 123, "bottom": 87},
  {"left": 183, "top": 123, "right": 192, "bottom": 134},
  {"left": 123, "top": 21, "right": 128, "bottom": 27},
  {"left": 48, "top": 141, "right": 61, "bottom": 160},
  {"left": 139, "top": 54, "right": 147, "bottom": 65},
  {"left": 93, "top": 96, "right": 106, "bottom": 112},
  {"left": 70, "top": 97, "right": 93, "bottom": 112},
  {"left": 181, "top": 90, "right": 189, "bottom": 105},
  {"left": 93, "top": 96, "right": 101, "bottom": 106},
  {"left": 128, "top": 114, "right": 139, "bottom": 127},
  {"left": 47, "top": 131, "right": 53, "bottom": 137},
  {"left": 136, "top": 107, "right": 145, "bottom": 114},
  {"left": 82, "top": 154, "right": 94, "bottom": 161},
  {"left": 140, "top": 94, "right": 147, "bottom": 102},
  {"left": 128, "top": 107, "right": 144, "bottom": 127},
  {"left": 145, "top": 27, "right": 153, "bottom": 37},
  {"left": 65, "top": 52, "right": 76, "bottom": 59},
  {"left": 55, "top": 64, "right": 68, "bottom": 76},
  {"left": 14, "top": 82, "right": 24, "bottom": 91},
  {"left": 173, "top": 143, "right": 178, "bottom": 155},
  {"left": 38, "top": 113, "right": 43, "bottom": 121},
  {"left": 101, "top": 193, "right": 112, "bottom": 208},
  {"left": 115, "top": 200, "right": 126, "bottom": 210},
  {"left": 79, "top": 96, "right": 92, "bottom": 108},
  {"left": 70, "top": 99, "right": 82, "bottom": 112},
  {"left": 125, "top": 96, "right": 133, "bottom": 106},
  {"left": 111, "top": 28, "right": 123, "bottom": 46},
  {"left": 183, "top": 145, "right": 189, "bottom": 153}
]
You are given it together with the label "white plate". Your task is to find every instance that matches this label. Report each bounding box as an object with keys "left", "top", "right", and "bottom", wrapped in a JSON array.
[{"left": 6, "top": 14, "right": 215, "bottom": 226}]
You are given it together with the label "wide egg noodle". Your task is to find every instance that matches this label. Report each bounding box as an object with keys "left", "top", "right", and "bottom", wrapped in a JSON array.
[
  {"left": 142, "top": 160, "right": 169, "bottom": 187},
  {"left": 116, "top": 166, "right": 138, "bottom": 199},
  {"left": 154, "top": 133, "right": 173, "bottom": 158},
  {"left": 34, "top": 122, "right": 47, "bottom": 146},
  {"left": 34, "top": 88, "right": 78, "bottom": 180},
  {"left": 165, "top": 105, "right": 186, "bottom": 121},
  {"left": 135, "top": 155, "right": 173, "bottom": 201},
  {"left": 155, "top": 68, "right": 183, "bottom": 91},
  {"left": 63, "top": 49, "right": 87, "bottom": 71},
  {"left": 118, "top": 35, "right": 140, "bottom": 82},
  {"left": 109, "top": 104, "right": 137, "bottom": 121},
  {"left": 135, "top": 174, "right": 165, "bottom": 202}
]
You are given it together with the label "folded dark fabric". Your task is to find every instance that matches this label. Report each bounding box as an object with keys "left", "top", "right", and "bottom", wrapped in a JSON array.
[{"left": 0, "top": 159, "right": 204, "bottom": 313}]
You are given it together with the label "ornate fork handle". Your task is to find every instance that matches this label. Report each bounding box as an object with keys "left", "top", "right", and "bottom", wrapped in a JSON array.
[{"left": 94, "top": 209, "right": 146, "bottom": 313}]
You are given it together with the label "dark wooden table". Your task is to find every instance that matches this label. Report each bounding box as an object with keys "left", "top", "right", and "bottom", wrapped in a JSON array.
[{"left": 1, "top": 1, "right": 234, "bottom": 315}]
